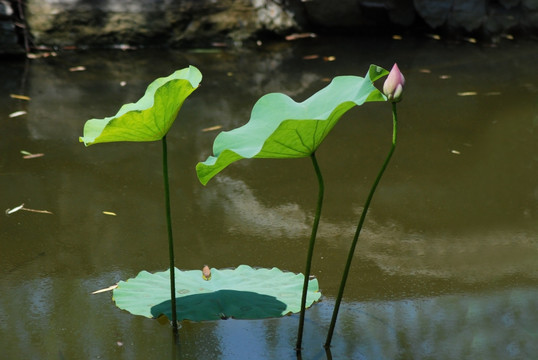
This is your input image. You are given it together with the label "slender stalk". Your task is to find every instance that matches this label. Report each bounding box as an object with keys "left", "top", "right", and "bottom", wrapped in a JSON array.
[
  {"left": 325, "top": 103, "right": 398, "bottom": 348},
  {"left": 162, "top": 135, "right": 178, "bottom": 332},
  {"left": 296, "top": 152, "right": 325, "bottom": 353}
]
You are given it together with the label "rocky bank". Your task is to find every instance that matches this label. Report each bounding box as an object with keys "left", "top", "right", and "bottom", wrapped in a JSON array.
[{"left": 1, "top": 0, "right": 538, "bottom": 54}]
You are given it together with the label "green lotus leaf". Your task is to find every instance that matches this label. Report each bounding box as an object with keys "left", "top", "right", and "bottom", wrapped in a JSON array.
[
  {"left": 113, "top": 265, "right": 321, "bottom": 321},
  {"left": 80, "top": 65, "right": 202, "bottom": 146},
  {"left": 196, "top": 64, "right": 388, "bottom": 185}
]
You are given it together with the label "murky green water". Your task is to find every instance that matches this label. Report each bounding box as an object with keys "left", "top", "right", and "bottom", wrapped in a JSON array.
[{"left": 1, "top": 35, "right": 537, "bottom": 359}]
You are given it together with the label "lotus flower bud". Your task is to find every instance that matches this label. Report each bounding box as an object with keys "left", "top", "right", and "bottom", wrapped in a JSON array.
[
  {"left": 383, "top": 63, "right": 405, "bottom": 102},
  {"left": 202, "top": 265, "right": 211, "bottom": 281}
]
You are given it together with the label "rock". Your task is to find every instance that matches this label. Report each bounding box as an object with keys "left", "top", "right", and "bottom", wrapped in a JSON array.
[
  {"left": 521, "top": 8, "right": 538, "bottom": 30},
  {"left": 498, "top": 0, "right": 520, "bottom": 8},
  {"left": 448, "top": 0, "right": 487, "bottom": 31},
  {"left": 0, "top": 0, "right": 24, "bottom": 55},
  {"left": 25, "top": 0, "right": 301, "bottom": 48},
  {"left": 413, "top": 0, "right": 454, "bottom": 28},
  {"left": 484, "top": 5, "right": 520, "bottom": 33},
  {"left": 304, "top": 0, "right": 363, "bottom": 28},
  {"left": 387, "top": 0, "right": 417, "bottom": 26},
  {"left": 0, "top": 0, "right": 13, "bottom": 17},
  {"left": 522, "top": 0, "right": 538, "bottom": 10},
  {"left": 0, "top": 0, "right": 535, "bottom": 54}
]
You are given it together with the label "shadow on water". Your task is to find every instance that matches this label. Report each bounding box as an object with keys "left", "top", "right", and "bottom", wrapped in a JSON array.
[
  {"left": 151, "top": 290, "right": 288, "bottom": 321},
  {"left": 0, "top": 35, "right": 537, "bottom": 359}
]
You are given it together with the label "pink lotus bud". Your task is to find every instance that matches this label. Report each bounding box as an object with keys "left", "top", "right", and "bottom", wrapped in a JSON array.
[
  {"left": 202, "top": 265, "right": 211, "bottom": 281},
  {"left": 383, "top": 63, "right": 405, "bottom": 102}
]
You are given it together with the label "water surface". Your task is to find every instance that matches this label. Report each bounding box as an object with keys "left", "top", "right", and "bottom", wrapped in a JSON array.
[{"left": 1, "top": 35, "right": 537, "bottom": 359}]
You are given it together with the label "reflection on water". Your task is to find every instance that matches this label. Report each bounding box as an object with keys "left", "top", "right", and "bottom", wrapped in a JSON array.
[
  {"left": 202, "top": 175, "right": 538, "bottom": 285},
  {"left": 1, "top": 273, "right": 536, "bottom": 359},
  {"left": 201, "top": 176, "right": 312, "bottom": 239},
  {"left": 1, "top": 35, "right": 537, "bottom": 358}
]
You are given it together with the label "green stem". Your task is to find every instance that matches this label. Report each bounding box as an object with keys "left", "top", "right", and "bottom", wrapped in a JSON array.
[
  {"left": 296, "top": 152, "right": 325, "bottom": 353},
  {"left": 162, "top": 135, "right": 178, "bottom": 332},
  {"left": 324, "top": 102, "right": 398, "bottom": 348}
]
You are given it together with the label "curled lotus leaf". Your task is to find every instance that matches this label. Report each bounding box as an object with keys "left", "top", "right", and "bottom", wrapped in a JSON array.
[
  {"left": 80, "top": 65, "right": 202, "bottom": 146},
  {"left": 196, "top": 65, "right": 388, "bottom": 185},
  {"left": 113, "top": 265, "right": 321, "bottom": 321}
]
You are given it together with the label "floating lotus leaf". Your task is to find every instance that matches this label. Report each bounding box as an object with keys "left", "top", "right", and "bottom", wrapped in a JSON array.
[
  {"left": 196, "top": 65, "right": 388, "bottom": 185},
  {"left": 80, "top": 65, "right": 202, "bottom": 146},
  {"left": 113, "top": 265, "right": 321, "bottom": 321}
]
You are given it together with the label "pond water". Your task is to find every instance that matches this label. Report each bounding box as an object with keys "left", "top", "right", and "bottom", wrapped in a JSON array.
[{"left": 1, "top": 35, "right": 537, "bottom": 359}]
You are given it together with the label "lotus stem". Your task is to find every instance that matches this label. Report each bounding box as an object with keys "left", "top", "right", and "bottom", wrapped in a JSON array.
[
  {"left": 325, "top": 102, "right": 398, "bottom": 348},
  {"left": 162, "top": 135, "right": 178, "bottom": 332},
  {"left": 296, "top": 151, "right": 325, "bottom": 353}
]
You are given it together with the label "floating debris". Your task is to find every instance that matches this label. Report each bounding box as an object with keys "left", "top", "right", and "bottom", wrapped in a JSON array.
[
  {"left": 21, "top": 150, "right": 44, "bottom": 159},
  {"left": 202, "top": 125, "right": 223, "bottom": 132},
  {"left": 5, "top": 204, "right": 24, "bottom": 215},
  {"left": 69, "top": 66, "right": 86, "bottom": 72},
  {"left": 451, "top": 150, "right": 461, "bottom": 155},
  {"left": 419, "top": 69, "right": 431, "bottom": 74},
  {"left": 323, "top": 56, "right": 336, "bottom": 62},
  {"left": 392, "top": 34, "right": 402, "bottom": 40},
  {"left": 285, "top": 32, "right": 316, "bottom": 41},
  {"left": 91, "top": 284, "right": 118, "bottom": 294},
  {"left": 6, "top": 203, "right": 53, "bottom": 215},
  {"left": 112, "top": 44, "right": 137, "bottom": 51},
  {"left": 439, "top": 75, "right": 451, "bottom": 80},
  {"left": 9, "top": 111, "right": 27, "bottom": 118},
  {"left": 27, "top": 52, "right": 57, "bottom": 59},
  {"left": 303, "top": 54, "right": 319, "bottom": 60},
  {"left": 102, "top": 211, "right": 117, "bottom": 216},
  {"left": 457, "top": 91, "right": 477, "bottom": 96},
  {"left": 10, "top": 94, "right": 31, "bottom": 101}
]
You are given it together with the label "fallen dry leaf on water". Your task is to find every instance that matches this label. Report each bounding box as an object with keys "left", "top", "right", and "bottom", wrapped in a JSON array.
[
  {"left": 9, "top": 111, "right": 27, "bottom": 118},
  {"left": 69, "top": 66, "right": 86, "bottom": 72},
  {"left": 457, "top": 91, "right": 477, "bottom": 96},
  {"left": 21, "top": 150, "right": 44, "bottom": 159},
  {"left": 91, "top": 284, "right": 118, "bottom": 294},
  {"left": 102, "top": 211, "right": 117, "bottom": 216},
  {"left": 27, "top": 52, "right": 57, "bottom": 59},
  {"left": 10, "top": 94, "right": 31, "bottom": 101},
  {"left": 5, "top": 203, "right": 53, "bottom": 215},
  {"left": 202, "top": 125, "right": 222, "bottom": 132},
  {"left": 285, "top": 32, "right": 316, "bottom": 41},
  {"left": 5, "top": 204, "right": 24, "bottom": 215},
  {"left": 23, "top": 153, "right": 45, "bottom": 159},
  {"left": 451, "top": 150, "right": 461, "bottom": 155}
]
